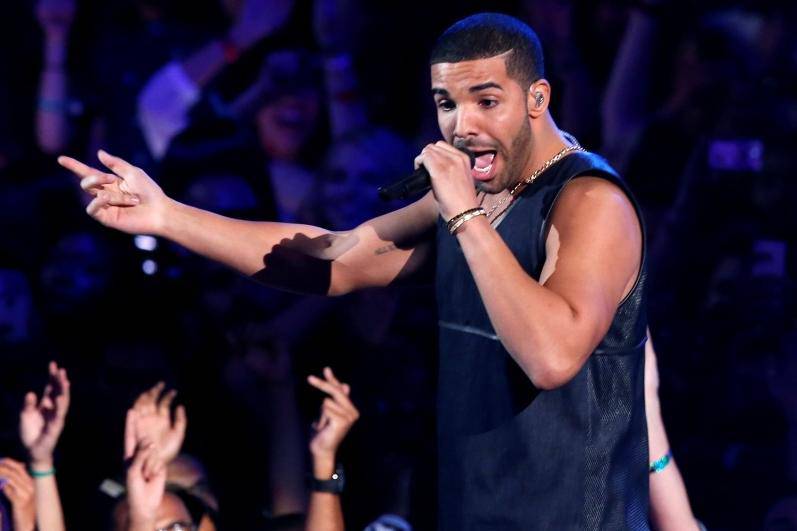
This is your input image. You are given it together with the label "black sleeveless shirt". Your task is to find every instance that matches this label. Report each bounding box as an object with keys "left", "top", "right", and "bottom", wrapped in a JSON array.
[{"left": 434, "top": 151, "right": 650, "bottom": 530}]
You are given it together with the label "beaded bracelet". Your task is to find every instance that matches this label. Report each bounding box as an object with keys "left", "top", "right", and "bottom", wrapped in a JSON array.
[
  {"left": 649, "top": 450, "right": 672, "bottom": 474},
  {"left": 447, "top": 207, "right": 486, "bottom": 235}
]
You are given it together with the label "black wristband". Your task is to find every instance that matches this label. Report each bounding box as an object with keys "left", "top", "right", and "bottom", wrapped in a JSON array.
[{"left": 308, "top": 464, "right": 345, "bottom": 494}]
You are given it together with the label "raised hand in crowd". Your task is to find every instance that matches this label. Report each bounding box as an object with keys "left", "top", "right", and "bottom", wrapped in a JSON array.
[
  {"left": 20, "top": 361, "right": 70, "bottom": 470},
  {"left": 129, "top": 382, "right": 187, "bottom": 466},
  {"left": 137, "top": 0, "right": 296, "bottom": 158},
  {"left": 305, "top": 367, "right": 359, "bottom": 531},
  {"left": 0, "top": 459, "right": 36, "bottom": 531},
  {"left": 313, "top": 0, "right": 359, "bottom": 55},
  {"left": 122, "top": 387, "right": 199, "bottom": 531},
  {"left": 124, "top": 433, "right": 167, "bottom": 531},
  {"left": 35, "top": 0, "right": 75, "bottom": 35},
  {"left": 228, "top": 0, "right": 295, "bottom": 50},
  {"left": 18, "top": 361, "right": 70, "bottom": 531},
  {"left": 35, "top": 0, "right": 76, "bottom": 154}
]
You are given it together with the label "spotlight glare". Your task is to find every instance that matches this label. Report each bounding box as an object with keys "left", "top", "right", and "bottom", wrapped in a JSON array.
[
  {"left": 142, "top": 259, "right": 158, "bottom": 275},
  {"left": 134, "top": 235, "right": 158, "bottom": 251}
]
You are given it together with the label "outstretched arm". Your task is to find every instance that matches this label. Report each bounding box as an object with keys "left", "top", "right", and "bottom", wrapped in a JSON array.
[
  {"left": 19, "top": 361, "right": 70, "bottom": 531},
  {"left": 58, "top": 151, "right": 436, "bottom": 296}
]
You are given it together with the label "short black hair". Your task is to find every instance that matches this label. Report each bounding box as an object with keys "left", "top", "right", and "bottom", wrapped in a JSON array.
[{"left": 430, "top": 13, "right": 545, "bottom": 89}]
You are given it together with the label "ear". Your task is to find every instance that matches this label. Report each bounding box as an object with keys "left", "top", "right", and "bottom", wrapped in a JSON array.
[{"left": 527, "top": 79, "right": 551, "bottom": 118}]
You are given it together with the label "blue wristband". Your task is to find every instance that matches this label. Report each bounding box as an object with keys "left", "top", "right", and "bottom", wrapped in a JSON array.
[
  {"left": 649, "top": 450, "right": 672, "bottom": 474},
  {"left": 29, "top": 466, "right": 56, "bottom": 478}
]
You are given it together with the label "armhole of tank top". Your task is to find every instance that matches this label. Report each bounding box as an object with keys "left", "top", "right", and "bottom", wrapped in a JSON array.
[{"left": 538, "top": 171, "right": 647, "bottom": 309}]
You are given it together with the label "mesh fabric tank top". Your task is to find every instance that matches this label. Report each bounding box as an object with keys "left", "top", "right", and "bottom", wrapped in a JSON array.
[{"left": 435, "top": 150, "right": 650, "bottom": 530}]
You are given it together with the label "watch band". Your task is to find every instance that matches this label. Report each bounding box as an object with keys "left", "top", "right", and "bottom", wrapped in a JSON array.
[{"left": 309, "top": 464, "right": 345, "bottom": 494}]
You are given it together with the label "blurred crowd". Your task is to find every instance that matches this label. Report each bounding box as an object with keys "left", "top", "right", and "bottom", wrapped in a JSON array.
[{"left": 0, "top": 0, "right": 795, "bottom": 529}]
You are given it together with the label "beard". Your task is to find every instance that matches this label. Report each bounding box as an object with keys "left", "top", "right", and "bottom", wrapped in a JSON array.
[{"left": 475, "top": 117, "right": 532, "bottom": 194}]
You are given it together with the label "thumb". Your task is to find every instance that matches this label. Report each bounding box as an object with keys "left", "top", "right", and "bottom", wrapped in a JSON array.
[
  {"left": 128, "top": 440, "right": 152, "bottom": 478},
  {"left": 22, "top": 392, "right": 38, "bottom": 412},
  {"left": 124, "top": 410, "right": 138, "bottom": 461}
]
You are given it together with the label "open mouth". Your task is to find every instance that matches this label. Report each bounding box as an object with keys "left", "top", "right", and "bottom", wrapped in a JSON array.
[{"left": 471, "top": 150, "right": 497, "bottom": 180}]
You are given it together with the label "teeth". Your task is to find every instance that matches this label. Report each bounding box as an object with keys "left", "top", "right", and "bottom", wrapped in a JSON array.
[{"left": 474, "top": 163, "right": 493, "bottom": 174}]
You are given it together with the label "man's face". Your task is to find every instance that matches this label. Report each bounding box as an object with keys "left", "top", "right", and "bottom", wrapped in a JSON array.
[
  {"left": 431, "top": 53, "right": 533, "bottom": 194},
  {"left": 321, "top": 140, "right": 386, "bottom": 229}
]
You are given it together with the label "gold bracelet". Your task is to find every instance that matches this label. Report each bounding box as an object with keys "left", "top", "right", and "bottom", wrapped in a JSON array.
[
  {"left": 446, "top": 207, "right": 482, "bottom": 232},
  {"left": 447, "top": 207, "right": 486, "bottom": 235}
]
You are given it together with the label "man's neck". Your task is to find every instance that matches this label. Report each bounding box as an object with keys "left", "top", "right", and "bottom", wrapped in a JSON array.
[{"left": 522, "top": 117, "right": 572, "bottom": 181}]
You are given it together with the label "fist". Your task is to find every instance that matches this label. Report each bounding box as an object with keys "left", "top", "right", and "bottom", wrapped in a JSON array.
[{"left": 414, "top": 141, "right": 478, "bottom": 221}]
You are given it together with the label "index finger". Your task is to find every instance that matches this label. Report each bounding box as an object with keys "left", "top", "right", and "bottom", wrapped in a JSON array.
[
  {"left": 54, "top": 368, "right": 71, "bottom": 418},
  {"left": 124, "top": 409, "right": 138, "bottom": 460},
  {"left": 49, "top": 361, "right": 70, "bottom": 394},
  {"left": 323, "top": 367, "right": 342, "bottom": 386},
  {"left": 438, "top": 141, "right": 475, "bottom": 166},
  {"left": 433, "top": 142, "right": 471, "bottom": 164},
  {"left": 57, "top": 155, "right": 108, "bottom": 180},
  {"left": 157, "top": 389, "right": 177, "bottom": 415},
  {"left": 307, "top": 375, "right": 354, "bottom": 409},
  {"left": 135, "top": 382, "right": 164, "bottom": 410}
]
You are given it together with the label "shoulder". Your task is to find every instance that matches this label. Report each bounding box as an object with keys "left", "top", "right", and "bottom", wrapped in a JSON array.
[
  {"left": 550, "top": 176, "right": 639, "bottom": 232},
  {"left": 545, "top": 175, "right": 642, "bottom": 277},
  {"left": 541, "top": 176, "right": 642, "bottom": 305}
]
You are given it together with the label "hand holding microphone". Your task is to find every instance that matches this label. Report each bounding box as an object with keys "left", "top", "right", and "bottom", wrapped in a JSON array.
[{"left": 378, "top": 144, "right": 475, "bottom": 200}]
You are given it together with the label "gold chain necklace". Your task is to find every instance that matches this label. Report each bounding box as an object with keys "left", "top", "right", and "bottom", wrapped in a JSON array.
[{"left": 484, "top": 143, "right": 584, "bottom": 221}]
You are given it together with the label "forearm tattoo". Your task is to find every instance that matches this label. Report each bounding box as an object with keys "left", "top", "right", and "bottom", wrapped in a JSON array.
[{"left": 374, "top": 244, "right": 398, "bottom": 255}]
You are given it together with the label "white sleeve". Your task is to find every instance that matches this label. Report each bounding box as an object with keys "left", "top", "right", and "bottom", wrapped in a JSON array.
[{"left": 137, "top": 61, "right": 201, "bottom": 160}]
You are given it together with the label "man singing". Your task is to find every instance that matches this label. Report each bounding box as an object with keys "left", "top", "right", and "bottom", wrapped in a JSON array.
[{"left": 60, "top": 13, "right": 648, "bottom": 530}]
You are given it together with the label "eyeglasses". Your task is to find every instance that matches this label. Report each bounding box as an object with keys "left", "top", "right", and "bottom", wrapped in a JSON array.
[{"left": 156, "top": 522, "right": 196, "bottom": 531}]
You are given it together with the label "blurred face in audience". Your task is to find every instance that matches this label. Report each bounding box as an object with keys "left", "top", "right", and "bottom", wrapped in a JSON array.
[
  {"left": 155, "top": 492, "right": 194, "bottom": 530},
  {"left": 40, "top": 232, "right": 112, "bottom": 313},
  {"left": 253, "top": 50, "right": 322, "bottom": 162},
  {"left": 113, "top": 492, "right": 193, "bottom": 531},
  {"left": 256, "top": 90, "right": 321, "bottom": 162},
  {"left": 321, "top": 141, "right": 384, "bottom": 229}
]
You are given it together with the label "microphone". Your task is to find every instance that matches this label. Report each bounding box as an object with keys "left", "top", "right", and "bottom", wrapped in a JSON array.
[{"left": 378, "top": 147, "right": 476, "bottom": 201}]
